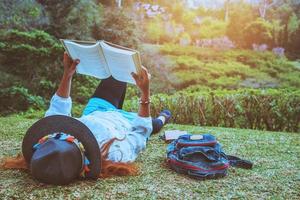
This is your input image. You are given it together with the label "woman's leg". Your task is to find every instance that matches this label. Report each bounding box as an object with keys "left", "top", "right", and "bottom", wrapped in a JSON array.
[
  {"left": 151, "top": 110, "right": 172, "bottom": 134},
  {"left": 152, "top": 118, "right": 164, "bottom": 134},
  {"left": 91, "top": 76, "right": 127, "bottom": 109}
]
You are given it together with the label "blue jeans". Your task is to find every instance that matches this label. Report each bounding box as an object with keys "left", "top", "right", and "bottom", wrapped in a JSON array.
[{"left": 89, "top": 76, "right": 163, "bottom": 134}]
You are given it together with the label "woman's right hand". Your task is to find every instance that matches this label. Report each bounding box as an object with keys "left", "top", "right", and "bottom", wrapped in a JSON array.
[
  {"left": 63, "top": 52, "right": 80, "bottom": 78},
  {"left": 131, "top": 66, "right": 151, "bottom": 95}
]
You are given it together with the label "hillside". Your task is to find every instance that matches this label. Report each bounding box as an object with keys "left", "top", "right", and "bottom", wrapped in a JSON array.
[{"left": 143, "top": 44, "right": 300, "bottom": 93}]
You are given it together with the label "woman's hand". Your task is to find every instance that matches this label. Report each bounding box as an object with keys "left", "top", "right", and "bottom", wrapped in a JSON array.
[
  {"left": 131, "top": 66, "right": 151, "bottom": 95},
  {"left": 63, "top": 52, "right": 80, "bottom": 78},
  {"left": 56, "top": 52, "right": 80, "bottom": 98}
]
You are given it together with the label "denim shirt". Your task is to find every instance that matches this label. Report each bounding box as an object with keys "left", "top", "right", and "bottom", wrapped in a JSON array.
[{"left": 45, "top": 94, "right": 153, "bottom": 163}]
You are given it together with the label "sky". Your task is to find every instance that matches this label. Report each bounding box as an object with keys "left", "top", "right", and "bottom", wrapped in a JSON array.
[{"left": 185, "top": 0, "right": 261, "bottom": 9}]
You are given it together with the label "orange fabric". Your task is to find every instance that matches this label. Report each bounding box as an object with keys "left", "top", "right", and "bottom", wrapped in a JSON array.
[{"left": 66, "top": 137, "right": 75, "bottom": 143}]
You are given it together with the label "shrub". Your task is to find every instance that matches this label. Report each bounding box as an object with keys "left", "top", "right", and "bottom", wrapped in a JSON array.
[
  {"left": 179, "top": 33, "right": 192, "bottom": 46},
  {"left": 252, "top": 44, "right": 268, "bottom": 52},
  {"left": 195, "top": 37, "right": 235, "bottom": 50},
  {"left": 126, "top": 89, "right": 300, "bottom": 132},
  {"left": 72, "top": 76, "right": 100, "bottom": 104},
  {"left": 160, "top": 44, "right": 225, "bottom": 61},
  {"left": 0, "top": 86, "right": 46, "bottom": 115},
  {"left": 0, "top": 29, "right": 63, "bottom": 74},
  {"left": 272, "top": 47, "right": 285, "bottom": 57},
  {"left": 175, "top": 56, "right": 202, "bottom": 68},
  {"left": 0, "top": 29, "right": 63, "bottom": 98}
]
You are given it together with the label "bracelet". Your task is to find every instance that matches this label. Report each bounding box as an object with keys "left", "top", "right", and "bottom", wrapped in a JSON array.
[{"left": 139, "top": 98, "right": 151, "bottom": 105}]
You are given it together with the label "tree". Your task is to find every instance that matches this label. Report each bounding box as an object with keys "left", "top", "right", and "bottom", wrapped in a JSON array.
[
  {"left": 37, "top": 0, "right": 102, "bottom": 40},
  {"left": 224, "top": 0, "right": 231, "bottom": 22},
  {"left": 243, "top": 18, "right": 273, "bottom": 47},
  {"left": 258, "top": 0, "right": 280, "bottom": 19},
  {"left": 92, "top": 9, "right": 140, "bottom": 48},
  {"left": 169, "top": 1, "right": 186, "bottom": 23},
  {"left": 0, "top": 0, "right": 45, "bottom": 30},
  {"left": 145, "top": 18, "right": 164, "bottom": 44},
  {"left": 226, "top": 1, "right": 257, "bottom": 47},
  {"left": 199, "top": 17, "right": 228, "bottom": 39},
  {"left": 116, "top": 0, "right": 122, "bottom": 7},
  {"left": 268, "top": 1, "right": 300, "bottom": 48}
]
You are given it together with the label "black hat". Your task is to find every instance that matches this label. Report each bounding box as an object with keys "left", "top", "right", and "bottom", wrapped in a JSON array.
[{"left": 22, "top": 115, "right": 101, "bottom": 185}]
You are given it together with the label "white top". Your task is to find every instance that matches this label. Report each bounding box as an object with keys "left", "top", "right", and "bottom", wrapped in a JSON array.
[{"left": 45, "top": 94, "right": 153, "bottom": 163}]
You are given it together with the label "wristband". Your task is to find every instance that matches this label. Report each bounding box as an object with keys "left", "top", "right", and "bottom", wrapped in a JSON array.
[{"left": 139, "top": 98, "right": 151, "bottom": 105}]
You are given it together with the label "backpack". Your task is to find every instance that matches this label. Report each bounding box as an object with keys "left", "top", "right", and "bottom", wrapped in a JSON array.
[{"left": 166, "top": 134, "right": 253, "bottom": 179}]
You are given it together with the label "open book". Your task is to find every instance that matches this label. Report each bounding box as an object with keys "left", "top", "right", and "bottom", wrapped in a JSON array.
[
  {"left": 60, "top": 39, "right": 142, "bottom": 84},
  {"left": 162, "top": 130, "right": 203, "bottom": 142},
  {"left": 164, "top": 130, "right": 188, "bottom": 141}
]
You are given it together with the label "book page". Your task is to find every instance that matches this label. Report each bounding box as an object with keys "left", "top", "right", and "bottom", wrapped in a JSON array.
[
  {"left": 100, "top": 41, "right": 140, "bottom": 84},
  {"left": 164, "top": 130, "right": 188, "bottom": 141},
  {"left": 62, "top": 40, "right": 110, "bottom": 79}
]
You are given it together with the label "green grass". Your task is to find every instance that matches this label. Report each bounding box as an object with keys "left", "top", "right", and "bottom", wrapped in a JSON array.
[{"left": 0, "top": 115, "right": 300, "bottom": 199}]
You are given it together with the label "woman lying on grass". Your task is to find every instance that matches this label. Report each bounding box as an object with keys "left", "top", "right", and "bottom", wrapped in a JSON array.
[{"left": 1, "top": 52, "right": 171, "bottom": 185}]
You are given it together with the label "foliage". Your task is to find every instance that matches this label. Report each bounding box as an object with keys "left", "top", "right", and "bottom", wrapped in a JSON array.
[
  {"left": 136, "top": 89, "right": 299, "bottom": 132},
  {"left": 269, "top": 2, "right": 300, "bottom": 49},
  {"left": 289, "top": 27, "right": 300, "bottom": 57},
  {"left": 97, "top": 0, "right": 115, "bottom": 6},
  {"left": 37, "top": 0, "right": 102, "bottom": 40},
  {"left": 243, "top": 18, "right": 273, "bottom": 48},
  {"left": 72, "top": 76, "right": 100, "bottom": 104},
  {"left": 196, "top": 37, "right": 235, "bottom": 50},
  {"left": 145, "top": 19, "right": 165, "bottom": 44},
  {"left": 0, "top": 86, "right": 46, "bottom": 115},
  {"left": 158, "top": 44, "right": 300, "bottom": 90},
  {"left": 0, "top": 27, "right": 103, "bottom": 113},
  {"left": 0, "top": 29, "right": 64, "bottom": 98},
  {"left": 92, "top": 8, "right": 140, "bottom": 49},
  {"left": 199, "top": 17, "right": 228, "bottom": 39},
  {"left": 179, "top": 32, "right": 191, "bottom": 46},
  {"left": 0, "top": 0, "right": 46, "bottom": 30},
  {"left": 0, "top": 0, "right": 299, "bottom": 133},
  {"left": 226, "top": 2, "right": 257, "bottom": 48}
]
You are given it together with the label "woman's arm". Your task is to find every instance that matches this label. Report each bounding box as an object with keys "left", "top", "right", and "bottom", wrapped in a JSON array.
[
  {"left": 131, "top": 66, "right": 151, "bottom": 118},
  {"left": 44, "top": 53, "right": 80, "bottom": 117},
  {"left": 56, "top": 52, "right": 80, "bottom": 98},
  {"left": 138, "top": 89, "right": 150, "bottom": 117}
]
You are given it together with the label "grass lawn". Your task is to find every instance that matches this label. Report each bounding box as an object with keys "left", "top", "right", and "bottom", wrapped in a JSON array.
[{"left": 0, "top": 115, "right": 299, "bottom": 199}]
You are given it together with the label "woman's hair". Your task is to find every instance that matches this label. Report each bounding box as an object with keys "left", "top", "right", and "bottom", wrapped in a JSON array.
[
  {"left": 0, "top": 138, "right": 138, "bottom": 178},
  {"left": 99, "top": 137, "right": 138, "bottom": 178}
]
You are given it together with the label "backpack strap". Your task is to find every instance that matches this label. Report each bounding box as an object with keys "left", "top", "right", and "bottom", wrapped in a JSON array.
[{"left": 226, "top": 155, "right": 253, "bottom": 169}]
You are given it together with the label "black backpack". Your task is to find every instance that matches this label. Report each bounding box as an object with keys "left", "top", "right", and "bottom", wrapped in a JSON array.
[{"left": 166, "top": 134, "right": 253, "bottom": 179}]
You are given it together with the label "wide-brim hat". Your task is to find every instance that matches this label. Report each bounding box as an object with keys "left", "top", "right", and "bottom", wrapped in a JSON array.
[{"left": 22, "top": 115, "right": 101, "bottom": 181}]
